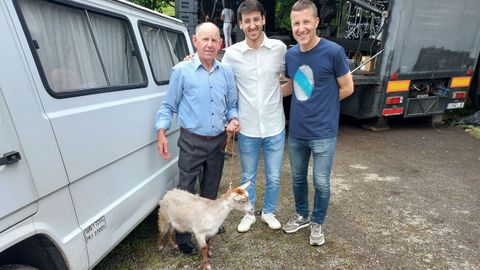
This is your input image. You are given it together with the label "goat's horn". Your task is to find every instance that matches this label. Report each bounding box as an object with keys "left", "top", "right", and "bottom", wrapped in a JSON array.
[{"left": 239, "top": 181, "right": 250, "bottom": 190}]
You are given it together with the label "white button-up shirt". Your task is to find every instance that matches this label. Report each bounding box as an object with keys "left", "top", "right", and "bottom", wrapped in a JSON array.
[{"left": 222, "top": 34, "right": 286, "bottom": 138}]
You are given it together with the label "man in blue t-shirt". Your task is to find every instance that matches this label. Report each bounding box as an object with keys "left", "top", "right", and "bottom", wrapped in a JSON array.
[{"left": 281, "top": 0, "right": 354, "bottom": 246}]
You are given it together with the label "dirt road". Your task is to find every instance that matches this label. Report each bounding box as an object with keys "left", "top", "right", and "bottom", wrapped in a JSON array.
[{"left": 95, "top": 119, "right": 480, "bottom": 270}]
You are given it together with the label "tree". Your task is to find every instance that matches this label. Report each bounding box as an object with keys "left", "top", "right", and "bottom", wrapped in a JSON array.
[
  {"left": 128, "top": 0, "right": 174, "bottom": 13},
  {"left": 275, "top": 0, "right": 296, "bottom": 31}
]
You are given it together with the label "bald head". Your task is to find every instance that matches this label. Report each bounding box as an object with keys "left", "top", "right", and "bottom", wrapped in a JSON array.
[
  {"left": 195, "top": 22, "right": 220, "bottom": 38},
  {"left": 192, "top": 22, "right": 222, "bottom": 69}
]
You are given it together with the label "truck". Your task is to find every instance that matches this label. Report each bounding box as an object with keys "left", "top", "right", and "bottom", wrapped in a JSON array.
[
  {"left": 180, "top": 0, "right": 480, "bottom": 126},
  {"left": 320, "top": 0, "right": 480, "bottom": 127}
]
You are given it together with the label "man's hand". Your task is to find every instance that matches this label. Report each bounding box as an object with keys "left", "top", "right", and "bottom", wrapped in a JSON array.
[
  {"left": 226, "top": 118, "right": 240, "bottom": 133},
  {"left": 281, "top": 79, "right": 293, "bottom": 97},
  {"left": 183, "top": 54, "right": 195, "bottom": 61},
  {"left": 156, "top": 129, "right": 171, "bottom": 160}
]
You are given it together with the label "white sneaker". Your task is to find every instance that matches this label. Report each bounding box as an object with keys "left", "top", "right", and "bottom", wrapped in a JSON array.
[
  {"left": 309, "top": 223, "right": 325, "bottom": 246},
  {"left": 237, "top": 214, "right": 256, "bottom": 233},
  {"left": 261, "top": 212, "right": 281, "bottom": 230}
]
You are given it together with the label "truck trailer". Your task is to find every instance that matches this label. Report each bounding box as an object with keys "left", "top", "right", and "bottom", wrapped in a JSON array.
[{"left": 322, "top": 0, "right": 480, "bottom": 126}]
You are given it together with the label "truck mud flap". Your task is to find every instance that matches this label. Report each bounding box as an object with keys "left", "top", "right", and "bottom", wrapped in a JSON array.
[{"left": 404, "top": 96, "right": 448, "bottom": 118}]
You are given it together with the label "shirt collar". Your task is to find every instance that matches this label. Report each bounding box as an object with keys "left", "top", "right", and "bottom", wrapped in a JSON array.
[
  {"left": 193, "top": 53, "right": 219, "bottom": 71},
  {"left": 238, "top": 32, "right": 272, "bottom": 52}
]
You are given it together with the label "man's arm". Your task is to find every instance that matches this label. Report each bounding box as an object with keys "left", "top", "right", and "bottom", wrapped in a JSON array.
[
  {"left": 225, "top": 69, "right": 239, "bottom": 132},
  {"left": 154, "top": 68, "right": 183, "bottom": 160},
  {"left": 337, "top": 72, "right": 354, "bottom": 100},
  {"left": 281, "top": 79, "right": 293, "bottom": 97}
]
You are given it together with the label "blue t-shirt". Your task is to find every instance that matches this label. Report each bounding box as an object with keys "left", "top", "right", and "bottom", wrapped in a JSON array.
[{"left": 285, "top": 38, "right": 349, "bottom": 140}]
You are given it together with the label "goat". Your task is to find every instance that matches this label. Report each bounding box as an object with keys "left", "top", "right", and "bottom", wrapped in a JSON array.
[{"left": 158, "top": 181, "right": 252, "bottom": 270}]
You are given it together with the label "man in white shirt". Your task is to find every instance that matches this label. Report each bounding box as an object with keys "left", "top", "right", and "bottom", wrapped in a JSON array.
[
  {"left": 222, "top": 0, "right": 286, "bottom": 233},
  {"left": 221, "top": 6, "right": 235, "bottom": 48}
]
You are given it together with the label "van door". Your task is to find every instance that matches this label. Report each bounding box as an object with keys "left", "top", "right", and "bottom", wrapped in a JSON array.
[
  {"left": 12, "top": 0, "right": 182, "bottom": 265},
  {"left": 0, "top": 87, "right": 38, "bottom": 233}
]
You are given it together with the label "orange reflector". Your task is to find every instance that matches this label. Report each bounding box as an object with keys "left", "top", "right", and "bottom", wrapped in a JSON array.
[
  {"left": 452, "top": 91, "right": 467, "bottom": 99},
  {"left": 385, "top": 96, "right": 403, "bottom": 105},
  {"left": 382, "top": 107, "right": 404, "bottom": 116},
  {"left": 450, "top": 76, "right": 471, "bottom": 88},
  {"left": 386, "top": 80, "right": 410, "bottom": 92}
]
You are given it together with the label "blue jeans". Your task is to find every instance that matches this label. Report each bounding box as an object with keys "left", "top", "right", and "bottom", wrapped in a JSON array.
[
  {"left": 288, "top": 136, "right": 337, "bottom": 224},
  {"left": 238, "top": 129, "right": 285, "bottom": 214}
]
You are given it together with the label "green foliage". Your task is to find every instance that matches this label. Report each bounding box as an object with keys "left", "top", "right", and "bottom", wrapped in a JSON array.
[
  {"left": 275, "top": 0, "right": 296, "bottom": 31},
  {"left": 128, "top": 0, "right": 174, "bottom": 13}
]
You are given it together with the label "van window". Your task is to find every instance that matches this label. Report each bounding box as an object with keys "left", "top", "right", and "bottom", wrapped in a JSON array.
[
  {"left": 16, "top": 0, "right": 146, "bottom": 96},
  {"left": 139, "top": 23, "right": 189, "bottom": 84}
]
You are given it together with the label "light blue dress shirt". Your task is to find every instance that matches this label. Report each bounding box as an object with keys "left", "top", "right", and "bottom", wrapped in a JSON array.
[{"left": 154, "top": 54, "right": 238, "bottom": 136}]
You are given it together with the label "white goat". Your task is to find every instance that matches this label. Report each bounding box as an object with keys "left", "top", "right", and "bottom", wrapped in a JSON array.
[{"left": 158, "top": 182, "right": 252, "bottom": 270}]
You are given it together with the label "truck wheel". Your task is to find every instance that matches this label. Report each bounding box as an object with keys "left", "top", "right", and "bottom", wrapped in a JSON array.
[{"left": 0, "top": 265, "right": 39, "bottom": 270}]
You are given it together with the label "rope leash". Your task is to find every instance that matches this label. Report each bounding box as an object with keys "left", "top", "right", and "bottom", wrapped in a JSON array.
[{"left": 228, "top": 131, "right": 236, "bottom": 189}]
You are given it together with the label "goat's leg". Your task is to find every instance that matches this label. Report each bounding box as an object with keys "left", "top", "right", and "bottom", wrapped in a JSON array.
[
  {"left": 195, "top": 235, "right": 211, "bottom": 270},
  {"left": 158, "top": 208, "right": 170, "bottom": 252},
  {"left": 168, "top": 229, "right": 179, "bottom": 251},
  {"left": 158, "top": 232, "right": 166, "bottom": 252},
  {"left": 206, "top": 238, "right": 213, "bottom": 258},
  {"left": 200, "top": 244, "right": 211, "bottom": 270}
]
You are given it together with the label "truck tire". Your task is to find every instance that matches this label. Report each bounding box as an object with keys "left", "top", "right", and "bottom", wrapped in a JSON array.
[{"left": 469, "top": 54, "right": 480, "bottom": 109}]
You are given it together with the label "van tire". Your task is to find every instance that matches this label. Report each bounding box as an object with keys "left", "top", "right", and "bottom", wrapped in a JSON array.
[{"left": 0, "top": 265, "right": 39, "bottom": 270}]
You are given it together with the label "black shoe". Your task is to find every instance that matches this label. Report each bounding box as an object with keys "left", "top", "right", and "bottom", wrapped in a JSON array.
[
  {"left": 178, "top": 242, "right": 198, "bottom": 255},
  {"left": 217, "top": 225, "right": 225, "bottom": 234}
]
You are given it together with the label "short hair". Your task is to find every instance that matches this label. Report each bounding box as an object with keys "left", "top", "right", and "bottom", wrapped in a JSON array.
[
  {"left": 195, "top": 22, "right": 220, "bottom": 37},
  {"left": 237, "top": 0, "right": 265, "bottom": 22},
  {"left": 291, "top": 0, "right": 318, "bottom": 17}
]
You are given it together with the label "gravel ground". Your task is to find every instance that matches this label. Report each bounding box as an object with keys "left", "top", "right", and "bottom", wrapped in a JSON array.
[{"left": 95, "top": 118, "right": 480, "bottom": 270}]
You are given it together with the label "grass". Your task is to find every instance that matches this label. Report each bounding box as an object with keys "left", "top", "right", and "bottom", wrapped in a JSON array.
[{"left": 458, "top": 124, "right": 480, "bottom": 140}]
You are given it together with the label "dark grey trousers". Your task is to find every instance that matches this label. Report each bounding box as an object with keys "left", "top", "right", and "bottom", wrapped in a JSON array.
[{"left": 175, "top": 129, "right": 226, "bottom": 245}]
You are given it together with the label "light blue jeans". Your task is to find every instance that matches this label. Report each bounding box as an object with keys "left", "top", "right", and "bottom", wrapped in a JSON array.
[
  {"left": 238, "top": 129, "right": 285, "bottom": 214},
  {"left": 288, "top": 136, "right": 337, "bottom": 224}
]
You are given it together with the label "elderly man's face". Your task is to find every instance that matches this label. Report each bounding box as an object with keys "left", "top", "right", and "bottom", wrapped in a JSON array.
[{"left": 193, "top": 24, "right": 222, "bottom": 63}]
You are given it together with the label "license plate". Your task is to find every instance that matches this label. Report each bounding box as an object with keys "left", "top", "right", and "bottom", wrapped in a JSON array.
[{"left": 447, "top": 102, "right": 464, "bottom": 109}]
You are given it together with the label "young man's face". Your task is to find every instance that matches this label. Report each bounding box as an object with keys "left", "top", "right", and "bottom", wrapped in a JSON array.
[
  {"left": 290, "top": 8, "right": 319, "bottom": 49},
  {"left": 239, "top": 11, "right": 265, "bottom": 42}
]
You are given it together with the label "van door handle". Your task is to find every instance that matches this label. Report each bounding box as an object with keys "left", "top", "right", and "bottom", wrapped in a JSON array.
[{"left": 0, "top": 151, "right": 21, "bottom": 166}]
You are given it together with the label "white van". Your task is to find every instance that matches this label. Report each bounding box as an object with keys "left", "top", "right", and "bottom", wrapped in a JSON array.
[{"left": 0, "top": 0, "right": 192, "bottom": 269}]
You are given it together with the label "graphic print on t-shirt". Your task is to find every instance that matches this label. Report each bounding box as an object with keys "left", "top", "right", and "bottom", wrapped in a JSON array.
[{"left": 293, "top": 65, "right": 314, "bottom": 101}]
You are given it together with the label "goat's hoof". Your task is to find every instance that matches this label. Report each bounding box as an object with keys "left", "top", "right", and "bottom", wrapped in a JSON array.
[
  {"left": 200, "top": 263, "right": 212, "bottom": 270},
  {"left": 158, "top": 245, "right": 165, "bottom": 252},
  {"left": 172, "top": 244, "right": 179, "bottom": 251}
]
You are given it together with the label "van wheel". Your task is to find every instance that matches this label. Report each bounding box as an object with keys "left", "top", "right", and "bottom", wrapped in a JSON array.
[{"left": 0, "top": 265, "right": 39, "bottom": 270}]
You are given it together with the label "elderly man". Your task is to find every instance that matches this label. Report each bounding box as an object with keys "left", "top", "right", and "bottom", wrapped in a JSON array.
[{"left": 154, "top": 22, "right": 240, "bottom": 255}]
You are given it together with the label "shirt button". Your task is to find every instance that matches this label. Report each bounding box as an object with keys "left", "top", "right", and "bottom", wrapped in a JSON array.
[{"left": 211, "top": 113, "right": 214, "bottom": 115}]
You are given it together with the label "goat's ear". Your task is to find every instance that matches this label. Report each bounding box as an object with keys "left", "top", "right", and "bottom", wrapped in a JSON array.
[{"left": 239, "top": 181, "right": 250, "bottom": 190}]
